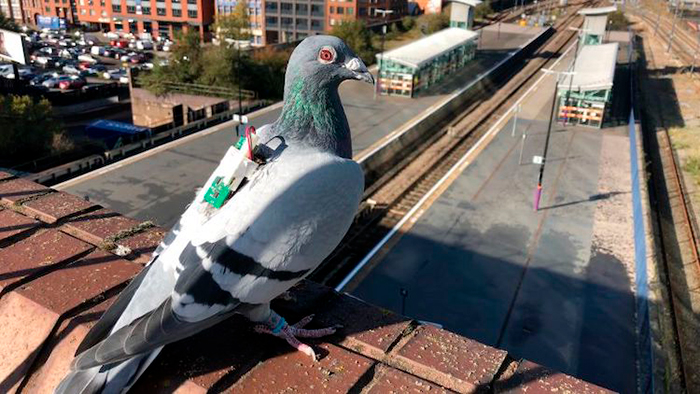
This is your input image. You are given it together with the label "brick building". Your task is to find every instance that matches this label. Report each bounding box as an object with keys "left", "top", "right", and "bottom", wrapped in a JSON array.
[
  {"left": 327, "top": 0, "right": 406, "bottom": 30},
  {"left": 215, "top": 0, "right": 265, "bottom": 45}
]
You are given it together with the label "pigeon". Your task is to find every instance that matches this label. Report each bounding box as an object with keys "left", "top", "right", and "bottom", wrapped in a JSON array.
[{"left": 56, "top": 35, "right": 374, "bottom": 394}]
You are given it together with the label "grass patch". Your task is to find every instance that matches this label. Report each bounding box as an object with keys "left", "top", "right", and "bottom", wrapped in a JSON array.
[{"left": 669, "top": 126, "right": 700, "bottom": 186}]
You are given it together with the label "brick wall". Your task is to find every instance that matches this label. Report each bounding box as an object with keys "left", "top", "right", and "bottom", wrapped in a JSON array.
[{"left": 0, "top": 170, "right": 614, "bottom": 393}]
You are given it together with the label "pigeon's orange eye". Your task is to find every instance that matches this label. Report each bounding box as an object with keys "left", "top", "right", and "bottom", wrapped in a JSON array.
[{"left": 318, "top": 47, "right": 335, "bottom": 64}]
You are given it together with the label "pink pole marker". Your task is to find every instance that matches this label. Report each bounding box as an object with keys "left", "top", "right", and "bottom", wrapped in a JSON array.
[{"left": 534, "top": 184, "right": 542, "bottom": 211}]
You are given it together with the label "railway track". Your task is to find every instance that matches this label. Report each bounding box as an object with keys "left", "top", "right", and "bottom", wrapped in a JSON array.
[
  {"left": 637, "top": 18, "right": 700, "bottom": 393},
  {"left": 635, "top": 6, "right": 700, "bottom": 68},
  {"left": 309, "top": 0, "right": 596, "bottom": 287}
]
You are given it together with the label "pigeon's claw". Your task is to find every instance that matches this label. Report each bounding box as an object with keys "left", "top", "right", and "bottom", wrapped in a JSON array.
[{"left": 254, "top": 313, "right": 340, "bottom": 361}]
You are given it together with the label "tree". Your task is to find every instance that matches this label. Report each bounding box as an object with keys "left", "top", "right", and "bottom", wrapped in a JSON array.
[
  {"left": 331, "top": 20, "right": 376, "bottom": 65},
  {"left": 0, "top": 11, "right": 18, "bottom": 32},
  {"left": 0, "top": 95, "right": 63, "bottom": 164},
  {"left": 214, "top": 0, "right": 251, "bottom": 42},
  {"left": 474, "top": 1, "right": 494, "bottom": 21},
  {"left": 607, "top": 11, "right": 629, "bottom": 31},
  {"left": 419, "top": 13, "right": 450, "bottom": 34},
  {"left": 141, "top": 29, "right": 203, "bottom": 94}
]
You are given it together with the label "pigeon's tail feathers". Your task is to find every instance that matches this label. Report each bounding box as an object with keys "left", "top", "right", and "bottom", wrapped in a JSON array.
[
  {"left": 54, "top": 366, "right": 106, "bottom": 394},
  {"left": 55, "top": 350, "right": 160, "bottom": 394},
  {"left": 76, "top": 263, "right": 155, "bottom": 355}
]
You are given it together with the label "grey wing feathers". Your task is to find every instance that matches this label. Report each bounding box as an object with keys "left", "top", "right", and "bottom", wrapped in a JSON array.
[
  {"left": 71, "top": 295, "right": 237, "bottom": 370},
  {"left": 76, "top": 263, "right": 154, "bottom": 355}
]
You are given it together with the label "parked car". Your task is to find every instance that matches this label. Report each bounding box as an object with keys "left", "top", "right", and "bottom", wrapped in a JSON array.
[
  {"left": 110, "top": 39, "right": 128, "bottom": 48},
  {"left": 136, "top": 40, "right": 153, "bottom": 50},
  {"left": 83, "top": 64, "right": 106, "bottom": 75},
  {"left": 42, "top": 75, "right": 73, "bottom": 88},
  {"left": 59, "top": 76, "right": 86, "bottom": 90},
  {"left": 103, "top": 68, "right": 126, "bottom": 80},
  {"left": 62, "top": 63, "right": 81, "bottom": 75},
  {"left": 78, "top": 54, "right": 98, "bottom": 64},
  {"left": 30, "top": 72, "right": 58, "bottom": 86},
  {"left": 90, "top": 45, "right": 105, "bottom": 56}
]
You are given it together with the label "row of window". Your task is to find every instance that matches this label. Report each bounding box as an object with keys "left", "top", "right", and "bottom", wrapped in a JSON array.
[
  {"left": 264, "top": 16, "right": 323, "bottom": 29},
  {"left": 265, "top": 3, "right": 323, "bottom": 15},
  {"left": 111, "top": 3, "right": 196, "bottom": 16},
  {"left": 329, "top": 6, "right": 352, "bottom": 14}
]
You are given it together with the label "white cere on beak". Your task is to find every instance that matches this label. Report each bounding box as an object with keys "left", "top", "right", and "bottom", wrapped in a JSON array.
[{"left": 344, "top": 58, "right": 363, "bottom": 72}]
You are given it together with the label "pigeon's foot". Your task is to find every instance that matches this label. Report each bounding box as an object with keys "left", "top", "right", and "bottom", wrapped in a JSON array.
[{"left": 254, "top": 312, "right": 341, "bottom": 361}]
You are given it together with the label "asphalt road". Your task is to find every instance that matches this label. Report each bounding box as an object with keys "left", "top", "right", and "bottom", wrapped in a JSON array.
[
  {"left": 350, "top": 57, "right": 637, "bottom": 392},
  {"left": 63, "top": 25, "right": 542, "bottom": 228}
]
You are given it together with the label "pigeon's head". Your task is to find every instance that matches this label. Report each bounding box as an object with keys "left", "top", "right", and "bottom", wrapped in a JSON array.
[{"left": 285, "top": 35, "right": 374, "bottom": 91}]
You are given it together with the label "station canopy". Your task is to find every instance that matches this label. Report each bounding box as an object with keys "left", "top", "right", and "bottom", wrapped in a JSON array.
[
  {"left": 577, "top": 5, "right": 617, "bottom": 15},
  {"left": 379, "top": 27, "right": 479, "bottom": 69},
  {"left": 582, "top": 14, "right": 609, "bottom": 36},
  {"left": 558, "top": 42, "right": 619, "bottom": 92},
  {"left": 447, "top": 0, "right": 483, "bottom": 6}
]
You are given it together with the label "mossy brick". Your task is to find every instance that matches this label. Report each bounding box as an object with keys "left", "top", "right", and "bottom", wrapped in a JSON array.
[
  {"left": 0, "top": 229, "right": 93, "bottom": 293},
  {"left": 232, "top": 343, "right": 375, "bottom": 393},
  {"left": 0, "top": 208, "right": 40, "bottom": 244},
  {"left": 22, "top": 192, "right": 97, "bottom": 224},
  {"left": 61, "top": 208, "right": 142, "bottom": 246},
  {"left": 391, "top": 324, "right": 507, "bottom": 393},
  {"left": 0, "top": 178, "right": 51, "bottom": 206}
]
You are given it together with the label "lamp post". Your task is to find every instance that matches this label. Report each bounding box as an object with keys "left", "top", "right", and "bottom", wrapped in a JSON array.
[
  {"left": 374, "top": 8, "right": 394, "bottom": 99},
  {"left": 225, "top": 38, "right": 250, "bottom": 136},
  {"left": 533, "top": 69, "right": 574, "bottom": 211}
]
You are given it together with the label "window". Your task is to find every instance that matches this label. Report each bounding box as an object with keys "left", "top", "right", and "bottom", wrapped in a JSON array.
[
  {"left": 329, "top": 18, "right": 335, "bottom": 25},
  {"left": 171, "top": 0, "right": 179, "bottom": 3},
  {"left": 337, "top": 6, "right": 343, "bottom": 13},
  {"left": 112, "top": 3, "right": 120, "bottom": 11},
  {"left": 359, "top": 7, "right": 366, "bottom": 15},
  {"left": 156, "top": 6, "right": 165, "bottom": 14},
  {"left": 101, "top": 9, "right": 106, "bottom": 15},
  {"left": 265, "top": 2, "right": 277, "bottom": 11},
  {"left": 187, "top": 0, "right": 195, "bottom": 4},
  {"left": 141, "top": 6, "right": 149, "bottom": 14},
  {"left": 310, "top": 4, "right": 321, "bottom": 15},
  {"left": 347, "top": 7, "right": 352, "bottom": 13},
  {"left": 44, "top": 6, "right": 49, "bottom": 11},
  {"left": 329, "top": 5, "right": 333, "bottom": 12},
  {"left": 126, "top": 5, "right": 135, "bottom": 12},
  {"left": 80, "top": 7, "right": 85, "bottom": 13},
  {"left": 187, "top": 9, "right": 196, "bottom": 17},
  {"left": 89, "top": 8, "right": 94, "bottom": 14},
  {"left": 295, "top": 3, "right": 306, "bottom": 13},
  {"left": 171, "top": 8, "right": 180, "bottom": 15},
  {"left": 100, "top": 0, "right": 104, "bottom": 5}
]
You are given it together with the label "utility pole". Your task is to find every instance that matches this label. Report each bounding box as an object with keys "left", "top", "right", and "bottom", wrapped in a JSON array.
[
  {"left": 668, "top": 0, "right": 684, "bottom": 53},
  {"left": 374, "top": 8, "right": 394, "bottom": 100},
  {"left": 226, "top": 38, "right": 250, "bottom": 136},
  {"left": 533, "top": 69, "right": 573, "bottom": 211}
]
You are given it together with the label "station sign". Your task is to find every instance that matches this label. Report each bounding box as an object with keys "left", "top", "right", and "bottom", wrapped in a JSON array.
[{"left": 532, "top": 155, "right": 544, "bottom": 165}]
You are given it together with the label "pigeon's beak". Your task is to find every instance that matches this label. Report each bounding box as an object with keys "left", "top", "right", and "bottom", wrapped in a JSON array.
[{"left": 345, "top": 57, "right": 375, "bottom": 86}]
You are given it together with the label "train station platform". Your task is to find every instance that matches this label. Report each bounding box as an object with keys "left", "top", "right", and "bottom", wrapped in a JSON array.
[
  {"left": 349, "top": 46, "right": 638, "bottom": 393},
  {"left": 61, "top": 23, "right": 545, "bottom": 228}
]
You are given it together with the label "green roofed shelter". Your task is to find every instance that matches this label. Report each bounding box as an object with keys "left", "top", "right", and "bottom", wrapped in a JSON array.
[
  {"left": 557, "top": 42, "right": 619, "bottom": 128},
  {"left": 377, "top": 27, "right": 479, "bottom": 97}
]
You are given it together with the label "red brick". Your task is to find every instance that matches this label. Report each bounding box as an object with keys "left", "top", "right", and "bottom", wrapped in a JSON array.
[
  {"left": 22, "top": 294, "right": 118, "bottom": 393},
  {"left": 0, "top": 251, "right": 140, "bottom": 392},
  {"left": 0, "top": 171, "right": 14, "bottom": 182},
  {"left": 313, "top": 290, "right": 412, "bottom": 360},
  {"left": 22, "top": 192, "right": 97, "bottom": 224},
  {"left": 0, "top": 292, "right": 58, "bottom": 393},
  {"left": 0, "top": 229, "right": 93, "bottom": 293},
  {"left": 131, "top": 315, "right": 272, "bottom": 393},
  {"left": 233, "top": 343, "right": 374, "bottom": 393},
  {"left": 391, "top": 325, "right": 507, "bottom": 393},
  {"left": 61, "top": 208, "right": 141, "bottom": 246},
  {"left": 495, "top": 360, "right": 614, "bottom": 394},
  {"left": 0, "top": 209, "right": 40, "bottom": 243},
  {"left": 366, "top": 365, "right": 457, "bottom": 393},
  {"left": 0, "top": 178, "right": 51, "bottom": 206},
  {"left": 16, "top": 249, "right": 141, "bottom": 316},
  {"left": 119, "top": 228, "right": 166, "bottom": 265}
]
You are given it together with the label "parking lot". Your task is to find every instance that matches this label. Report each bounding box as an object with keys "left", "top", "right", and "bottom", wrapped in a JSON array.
[{"left": 0, "top": 28, "right": 171, "bottom": 95}]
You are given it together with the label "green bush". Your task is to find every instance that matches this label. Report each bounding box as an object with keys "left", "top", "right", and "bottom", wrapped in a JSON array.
[
  {"left": 0, "top": 95, "right": 62, "bottom": 163},
  {"left": 420, "top": 13, "right": 450, "bottom": 34},
  {"left": 608, "top": 11, "right": 629, "bottom": 31}
]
